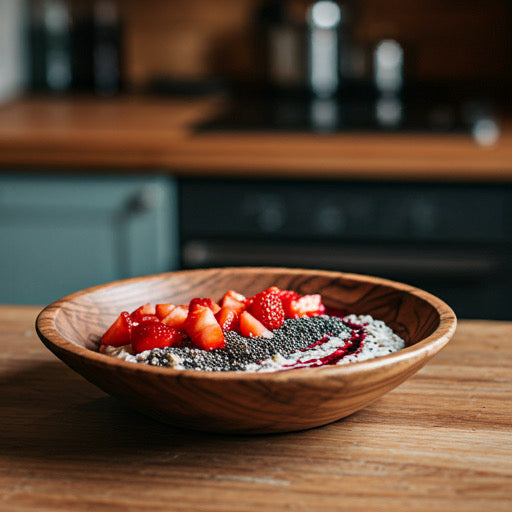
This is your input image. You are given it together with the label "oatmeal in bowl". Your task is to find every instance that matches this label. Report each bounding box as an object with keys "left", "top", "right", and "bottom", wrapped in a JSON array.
[{"left": 99, "top": 286, "right": 406, "bottom": 372}]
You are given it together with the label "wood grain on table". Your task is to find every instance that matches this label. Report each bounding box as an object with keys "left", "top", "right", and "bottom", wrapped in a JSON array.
[{"left": 1, "top": 305, "right": 511, "bottom": 511}]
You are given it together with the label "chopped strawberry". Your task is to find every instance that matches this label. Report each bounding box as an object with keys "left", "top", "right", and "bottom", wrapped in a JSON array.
[
  {"left": 189, "top": 297, "right": 221, "bottom": 315},
  {"left": 247, "top": 288, "right": 285, "bottom": 330},
  {"left": 101, "top": 311, "right": 134, "bottom": 347},
  {"left": 220, "top": 294, "right": 246, "bottom": 313},
  {"left": 239, "top": 311, "right": 273, "bottom": 339},
  {"left": 215, "top": 307, "right": 239, "bottom": 331},
  {"left": 161, "top": 304, "right": 189, "bottom": 330},
  {"left": 130, "top": 303, "right": 158, "bottom": 323},
  {"left": 277, "top": 289, "right": 299, "bottom": 303},
  {"left": 101, "top": 286, "right": 328, "bottom": 356},
  {"left": 155, "top": 303, "right": 175, "bottom": 320},
  {"left": 131, "top": 320, "right": 186, "bottom": 353},
  {"left": 137, "top": 314, "right": 161, "bottom": 325},
  {"left": 245, "top": 286, "right": 280, "bottom": 308},
  {"left": 281, "top": 293, "right": 325, "bottom": 318},
  {"left": 185, "top": 304, "right": 225, "bottom": 350},
  {"left": 221, "top": 289, "right": 246, "bottom": 303}
]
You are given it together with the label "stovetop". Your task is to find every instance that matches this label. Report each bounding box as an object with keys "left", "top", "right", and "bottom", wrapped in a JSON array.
[{"left": 195, "top": 94, "right": 490, "bottom": 135}]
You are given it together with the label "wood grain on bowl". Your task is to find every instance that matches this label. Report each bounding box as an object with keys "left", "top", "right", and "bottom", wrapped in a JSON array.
[{"left": 36, "top": 268, "right": 457, "bottom": 434}]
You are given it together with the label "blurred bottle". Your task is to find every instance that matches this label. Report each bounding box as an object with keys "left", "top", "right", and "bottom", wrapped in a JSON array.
[
  {"left": 373, "top": 39, "right": 404, "bottom": 96},
  {"left": 29, "top": 0, "right": 73, "bottom": 92},
  {"left": 28, "top": 0, "right": 122, "bottom": 95},
  {"left": 307, "top": 0, "right": 351, "bottom": 98},
  {"left": 373, "top": 39, "right": 404, "bottom": 129},
  {"left": 257, "top": 0, "right": 354, "bottom": 98},
  {"left": 93, "top": 0, "right": 122, "bottom": 95},
  {"left": 257, "top": 1, "right": 303, "bottom": 91}
]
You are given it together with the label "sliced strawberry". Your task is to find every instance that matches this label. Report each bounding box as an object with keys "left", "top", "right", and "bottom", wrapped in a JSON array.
[
  {"left": 189, "top": 297, "right": 221, "bottom": 315},
  {"left": 185, "top": 304, "right": 225, "bottom": 350},
  {"left": 281, "top": 293, "right": 325, "bottom": 318},
  {"left": 247, "top": 288, "right": 285, "bottom": 330},
  {"left": 101, "top": 311, "right": 134, "bottom": 347},
  {"left": 215, "top": 307, "right": 239, "bottom": 331},
  {"left": 155, "top": 303, "right": 175, "bottom": 320},
  {"left": 136, "top": 314, "right": 161, "bottom": 325},
  {"left": 220, "top": 289, "right": 246, "bottom": 304},
  {"left": 220, "top": 294, "right": 246, "bottom": 313},
  {"left": 277, "top": 289, "right": 299, "bottom": 303},
  {"left": 131, "top": 320, "right": 186, "bottom": 353},
  {"left": 161, "top": 304, "right": 189, "bottom": 330},
  {"left": 239, "top": 311, "right": 273, "bottom": 339},
  {"left": 130, "top": 303, "right": 157, "bottom": 323}
]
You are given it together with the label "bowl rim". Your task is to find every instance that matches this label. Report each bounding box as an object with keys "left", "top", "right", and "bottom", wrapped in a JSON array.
[{"left": 36, "top": 267, "right": 457, "bottom": 382}]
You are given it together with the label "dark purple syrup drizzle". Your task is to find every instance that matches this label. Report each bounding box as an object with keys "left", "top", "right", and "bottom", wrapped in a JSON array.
[{"left": 283, "top": 318, "right": 366, "bottom": 369}]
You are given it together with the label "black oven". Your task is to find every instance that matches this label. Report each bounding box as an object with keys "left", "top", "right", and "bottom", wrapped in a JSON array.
[{"left": 179, "top": 178, "right": 512, "bottom": 320}]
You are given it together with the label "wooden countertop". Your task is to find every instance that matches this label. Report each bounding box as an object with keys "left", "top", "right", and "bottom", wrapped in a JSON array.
[
  {"left": 1, "top": 96, "right": 512, "bottom": 181},
  {"left": 1, "top": 305, "right": 511, "bottom": 511}
]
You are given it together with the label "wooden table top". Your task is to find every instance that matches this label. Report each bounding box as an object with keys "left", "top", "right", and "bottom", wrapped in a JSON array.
[
  {"left": 1, "top": 305, "right": 511, "bottom": 511},
  {"left": 1, "top": 96, "right": 512, "bottom": 181}
]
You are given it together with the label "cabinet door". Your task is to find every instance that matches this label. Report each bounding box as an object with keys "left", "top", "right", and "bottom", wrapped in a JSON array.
[{"left": 0, "top": 174, "right": 178, "bottom": 304}]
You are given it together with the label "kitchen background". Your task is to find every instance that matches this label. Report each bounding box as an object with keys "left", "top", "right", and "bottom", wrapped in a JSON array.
[{"left": 0, "top": 0, "right": 511, "bottom": 319}]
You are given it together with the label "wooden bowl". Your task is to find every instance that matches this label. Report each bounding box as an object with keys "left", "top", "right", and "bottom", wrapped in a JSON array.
[{"left": 36, "top": 267, "right": 456, "bottom": 434}]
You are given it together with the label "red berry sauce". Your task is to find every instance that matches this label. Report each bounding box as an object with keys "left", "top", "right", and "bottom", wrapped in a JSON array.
[{"left": 283, "top": 319, "right": 366, "bottom": 369}]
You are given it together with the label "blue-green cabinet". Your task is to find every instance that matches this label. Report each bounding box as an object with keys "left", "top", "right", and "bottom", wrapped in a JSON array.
[{"left": 0, "top": 174, "right": 179, "bottom": 304}]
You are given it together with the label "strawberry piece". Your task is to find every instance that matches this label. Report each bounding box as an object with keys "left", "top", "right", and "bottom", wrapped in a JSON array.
[
  {"left": 247, "top": 288, "right": 285, "bottom": 330},
  {"left": 130, "top": 303, "right": 157, "bottom": 323},
  {"left": 281, "top": 293, "right": 325, "bottom": 318},
  {"left": 155, "top": 303, "right": 175, "bottom": 320},
  {"left": 101, "top": 311, "right": 134, "bottom": 347},
  {"left": 161, "top": 304, "right": 189, "bottom": 330},
  {"left": 215, "top": 307, "right": 239, "bottom": 331},
  {"left": 136, "top": 314, "right": 161, "bottom": 325},
  {"left": 185, "top": 304, "right": 225, "bottom": 350},
  {"left": 277, "top": 289, "right": 299, "bottom": 303},
  {"left": 131, "top": 320, "right": 186, "bottom": 353},
  {"left": 220, "top": 294, "right": 246, "bottom": 313},
  {"left": 239, "top": 311, "right": 273, "bottom": 339},
  {"left": 189, "top": 297, "right": 221, "bottom": 315},
  {"left": 245, "top": 286, "right": 280, "bottom": 308},
  {"left": 220, "top": 289, "right": 246, "bottom": 304}
]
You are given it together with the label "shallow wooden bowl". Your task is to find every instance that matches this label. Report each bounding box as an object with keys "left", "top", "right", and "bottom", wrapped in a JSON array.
[{"left": 36, "top": 267, "right": 456, "bottom": 434}]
